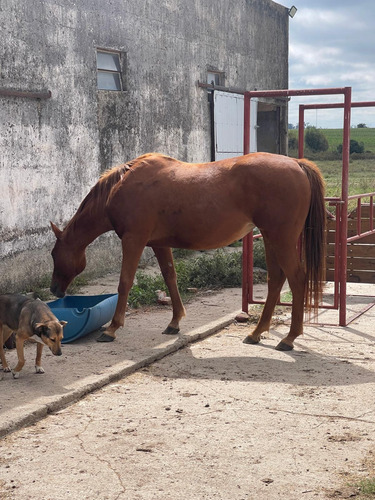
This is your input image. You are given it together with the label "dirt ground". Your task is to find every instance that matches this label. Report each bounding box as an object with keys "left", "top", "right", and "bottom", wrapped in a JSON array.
[{"left": 0, "top": 275, "right": 375, "bottom": 499}]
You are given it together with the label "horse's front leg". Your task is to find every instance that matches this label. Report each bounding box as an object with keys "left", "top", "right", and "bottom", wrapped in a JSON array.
[
  {"left": 153, "top": 247, "right": 186, "bottom": 335},
  {"left": 97, "top": 235, "right": 145, "bottom": 342}
]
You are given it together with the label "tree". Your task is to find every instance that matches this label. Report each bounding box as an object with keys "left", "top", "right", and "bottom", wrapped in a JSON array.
[
  {"left": 357, "top": 123, "right": 367, "bottom": 128},
  {"left": 305, "top": 127, "right": 329, "bottom": 153}
]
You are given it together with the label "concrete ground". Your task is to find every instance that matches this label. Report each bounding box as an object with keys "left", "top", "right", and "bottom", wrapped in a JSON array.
[
  {"left": 0, "top": 278, "right": 374, "bottom": 499},
  {"left": 0, "top": 273, "right": 249, "bottom": 437}
]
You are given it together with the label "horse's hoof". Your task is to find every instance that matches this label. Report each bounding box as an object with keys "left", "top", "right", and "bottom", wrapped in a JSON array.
[
  {"left": 97, "top": 333, "right": 116, "bottom": 342},
  {"left": 235, "top": 311, "right": 250, "bottom": 323},
  {"left": 275, "top": 341, "right": 294, "bottom": 351},
  {"left": 162, "top": 326, "right": 180, "bottom": 335},
  {"left": 243, "top": 336, "right": 260, "bottom": 345}
]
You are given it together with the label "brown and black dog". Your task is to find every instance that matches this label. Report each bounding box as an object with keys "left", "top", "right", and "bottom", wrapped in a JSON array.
[{"left": 0, "top": 294, "right": 67, "bottom": 379}]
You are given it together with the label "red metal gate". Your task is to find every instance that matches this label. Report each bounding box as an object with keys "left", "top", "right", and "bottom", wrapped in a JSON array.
[{"left": 241, "top": 87, "right": 375, "bottom": 326}]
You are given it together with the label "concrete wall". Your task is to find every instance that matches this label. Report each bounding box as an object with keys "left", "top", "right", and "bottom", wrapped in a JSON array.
[{"left": 0, "top": 0, "right": 288, "bottom": 292}]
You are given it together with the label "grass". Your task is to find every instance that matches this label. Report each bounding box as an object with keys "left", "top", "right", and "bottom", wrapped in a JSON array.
[
  {"left": 341, "top": 453, "right": 375, "bottom": 499},
  {"left": 356, "top": 478, "right": 375, "bottom": 497},
  {"left": 280, "top": 290, "right": 293, "bottom": 303}
]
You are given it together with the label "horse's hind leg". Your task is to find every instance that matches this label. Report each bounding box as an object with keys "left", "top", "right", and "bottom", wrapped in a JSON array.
[
  {"left": 275, "top": 261, "right": 306, "bottom": 351},
  {"left": 153, "top": 247, "right": 186, "bottom": 335},
  {"left": 243, "top": 237, "right": 286, "bottom": 345},
  {"left": 272, "top": 239, "right": 306, "bottom": 351}
]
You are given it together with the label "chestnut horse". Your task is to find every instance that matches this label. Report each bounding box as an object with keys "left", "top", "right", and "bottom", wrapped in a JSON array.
[{"left": 50, "top": 152, "right": 326, "bottom": 350}]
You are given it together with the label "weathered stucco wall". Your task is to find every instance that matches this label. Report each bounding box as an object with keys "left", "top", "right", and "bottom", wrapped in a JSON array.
[{"left": 0, "top": 0, "right": 288, "bottom": 292}]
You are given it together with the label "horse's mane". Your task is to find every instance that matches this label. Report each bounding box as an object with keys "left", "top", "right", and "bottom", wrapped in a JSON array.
[
  {"left": 64, "top": 163, "right": 130, "bottom": 231},
  {"left": 63, "top": 155, "right": 171, "bottom": 233},
  {"left": 99, "top": 163, "right": 130, "bottom": 194}
]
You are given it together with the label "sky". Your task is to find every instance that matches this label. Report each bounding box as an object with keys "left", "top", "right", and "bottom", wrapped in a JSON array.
[{"left": 284, "top": 0, "right": 375, "bottom": 128}]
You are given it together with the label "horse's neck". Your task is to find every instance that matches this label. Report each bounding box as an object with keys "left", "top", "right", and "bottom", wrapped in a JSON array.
[
  {"left": 64, "top": 202, "right": 112, "bottom": 249},
  {"left": 63, "top": 168, "right": 124, "bottom": 249}
]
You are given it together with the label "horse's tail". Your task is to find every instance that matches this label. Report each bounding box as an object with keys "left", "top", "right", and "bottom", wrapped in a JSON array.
[{"left": 298, "top": 159, "right": 326, "bottom": 312}]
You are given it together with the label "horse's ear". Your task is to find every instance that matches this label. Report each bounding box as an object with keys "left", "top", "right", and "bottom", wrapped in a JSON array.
[{"left": 50, "top": 222, "right": 63, "bottom": 240}]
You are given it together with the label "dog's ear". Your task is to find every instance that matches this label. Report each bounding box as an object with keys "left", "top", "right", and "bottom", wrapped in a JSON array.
[
  {"left": 59, "top": 320, "right": 68, "bottom": 328},
  {"left": 34, "top": 323, "right": 48, "bottom": 336},
  {"left": 50, "top": 222, "right": 63, "bottom": 239}
]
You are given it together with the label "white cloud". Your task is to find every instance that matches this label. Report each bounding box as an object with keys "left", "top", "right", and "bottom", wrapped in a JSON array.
[
  {"left": 297, "top": 7, "right": 366, "bottom": 31},
  {"left": 299, "top": 8, "right": 347, "bottom": 27},
  {"left": 287, "top": 0, "right": 375, "bottom": 127},
  {"left": 290, "top": 45, "right": 341, "bottom": 67}
]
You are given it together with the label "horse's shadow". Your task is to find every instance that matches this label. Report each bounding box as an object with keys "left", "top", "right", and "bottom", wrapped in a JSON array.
[{"left": 150, "top": 326, "right": 375, "bottom": 388}]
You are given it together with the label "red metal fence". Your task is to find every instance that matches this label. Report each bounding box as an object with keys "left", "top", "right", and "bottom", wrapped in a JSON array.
[{"left": 241, "top": 87, "right": 375, "bottom": 326}]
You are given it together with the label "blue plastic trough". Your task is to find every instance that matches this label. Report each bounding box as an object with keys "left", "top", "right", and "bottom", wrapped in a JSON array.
[{"left": 48, "top": 294, "right": 118, "bottom": 343}]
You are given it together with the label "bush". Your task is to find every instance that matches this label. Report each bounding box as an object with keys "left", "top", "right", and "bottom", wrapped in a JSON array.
[
  {"left": 128, "top": 272, "right": 167, "bottom": 308},
  {"left": 306, "top": 150, "right": 341, "bottom": 161},
  {"left": 185, "top": 250, "right": 243, "bottom": 289},
  {"left": 337, "top": 139, "right": 365, "bottom": 154},
  {"left": 305, "top": 127, "right": 329, "bottom": 153},
  {"left": 350, "top": 140, "right": 365, "bottom": 153},
  {"left": 172, "top": 248, "right": 193, "bottom": 259},
  {"left": 253, "top": 240, "right": 267, "bottom": 269}
]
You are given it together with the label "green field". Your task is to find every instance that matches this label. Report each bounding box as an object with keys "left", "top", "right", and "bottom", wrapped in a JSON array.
[
  {"left": 288, "top": 127, "right": 375, "bottom": 204},
  {"left": 322, "top": 128, "right": 375, "bottom": 152},
  {"left": 315, "top": 158, "right": 375, "bottom": 200},
  {"left": 289, "top": 127, "right": 375, "bottom": 152}
]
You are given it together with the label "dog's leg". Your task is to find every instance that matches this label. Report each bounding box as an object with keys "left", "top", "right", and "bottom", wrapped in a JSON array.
[
  {"left": 12, "top": 334, "right": 26, "bottom": 379},
  {"left": 0, "top": 324, "right": 12, "bottom": 373},
  {"left": 35, "top": 343, "right": 45, "bottom": 374}
]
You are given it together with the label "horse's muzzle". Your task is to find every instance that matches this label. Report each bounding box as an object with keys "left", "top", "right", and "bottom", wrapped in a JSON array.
[{"left": 50, "top": 283, "right": 66, "bottom": 298}]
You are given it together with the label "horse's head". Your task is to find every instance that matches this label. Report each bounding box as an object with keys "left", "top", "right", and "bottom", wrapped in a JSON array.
[{"left": 50, "top": 222, "right": 86, "bottom": 298}]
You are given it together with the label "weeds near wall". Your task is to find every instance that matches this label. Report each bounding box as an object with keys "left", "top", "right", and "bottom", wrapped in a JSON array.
[
  {"left": 18, "top": 242, "right": 268, "bottom": 308},
  {"left": 128, "top": 244, "right": 267, "bottom": 308},
  {"left": 23, "top": 274, "right": 91, "bottom": 301}
]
